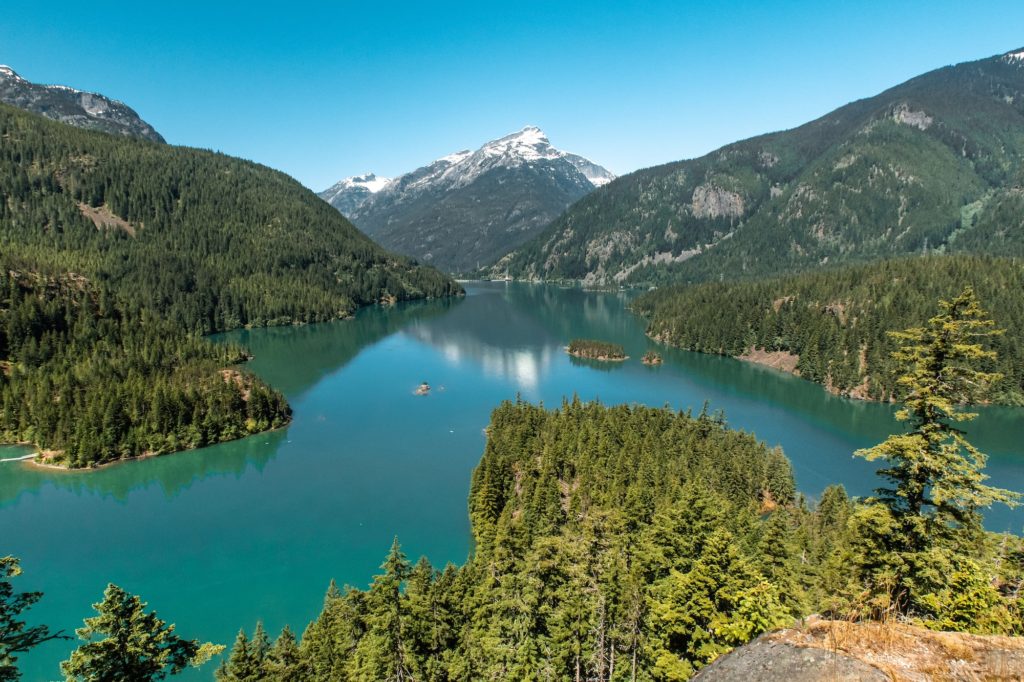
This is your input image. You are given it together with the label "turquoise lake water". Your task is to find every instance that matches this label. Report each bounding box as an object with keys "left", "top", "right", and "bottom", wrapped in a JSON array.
[{"left": 2, "top": 281, "right": 1022, "bottom": 680}]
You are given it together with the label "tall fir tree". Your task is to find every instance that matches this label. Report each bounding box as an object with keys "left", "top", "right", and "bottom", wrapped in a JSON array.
[
  {"left": 855, "top": 288, "right": 1020, "bottom": 612},
  {"left": 60, "top": 584, "right": 222, "bottom": 681}
]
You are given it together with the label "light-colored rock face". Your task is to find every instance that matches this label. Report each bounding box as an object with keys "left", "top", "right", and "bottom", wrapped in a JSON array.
[
  {"left": 691, "top": 184, "right": 745, "bottom": 219},
  {"left": 892, "top": 102, "right": 933, "bottom": 130},
  {"left": 0, "top": 65, "right": 164, "bottom": 142}
]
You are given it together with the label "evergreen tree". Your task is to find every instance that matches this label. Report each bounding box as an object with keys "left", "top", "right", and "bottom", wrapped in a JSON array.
[
  {"left": 855, "top": 288, "right": 1020, "bottom": 611},
  {"left": 263, "top": 626, "right": 307, "bottom": 682},
  {"left": 249, "top": 622, "right": 270, "bottom": 668},
  {"left": 215, "top": 629, "right": 260, "bottom": 682},
  {"left": 300, "top": 581, "right": 365, "bottom": 681},
  {"left": 646, "top": 531, "right": 787, "bottom": 681},
  {"left": 61, "top": 584, "right": 222, "bottom": 681},
  {"left": 0, "top": 556, "right": 65, "bottom": 682},
  {"left": 352, "top": 539, "right": 414, "bottom": 682}
]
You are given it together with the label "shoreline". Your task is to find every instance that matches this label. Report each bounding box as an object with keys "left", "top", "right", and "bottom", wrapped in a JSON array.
[
  {"left": 646, "top": 332, "right": 889, "bottom": 404},
  {"left": 3, "top": 419, "right": 292, "bottom": 473}
]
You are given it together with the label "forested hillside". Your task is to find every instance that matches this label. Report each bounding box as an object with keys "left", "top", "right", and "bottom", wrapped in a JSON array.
[
  {"left": 0, "top": 104, "right": 460, "bottom": 466},
  {"left": 495, "top": 49, "right": 1024, "bottom": 285},
  {"left": 634, "top": 255, "right": 1024, "bottom": 404}
]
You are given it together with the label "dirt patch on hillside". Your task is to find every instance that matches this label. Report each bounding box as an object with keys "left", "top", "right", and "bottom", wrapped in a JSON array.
[
  {"left": 739, "top": 347, "right": 800, "bottom": 374},
  {"left": 78, "top": 203, "right": 137, "bottom": 236}
]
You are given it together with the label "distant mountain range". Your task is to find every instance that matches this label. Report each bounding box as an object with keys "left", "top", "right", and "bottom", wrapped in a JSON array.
[
  {"left": 495, "top": 49, "right": 1024, "bottom": 285},
  {"left": 320, "top": 126, "right": 614, "bottom": 272},
  {"left": 0, "top": 65, "right": 164, "bottom": 142}
]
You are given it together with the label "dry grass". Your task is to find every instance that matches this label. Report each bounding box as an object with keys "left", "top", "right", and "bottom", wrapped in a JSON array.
[
  {"left": 739, "top": 346, "right": 801, "bottom": 374},
  {"left": 768, "top": 617, "right": 1024, "bottom": 681}
]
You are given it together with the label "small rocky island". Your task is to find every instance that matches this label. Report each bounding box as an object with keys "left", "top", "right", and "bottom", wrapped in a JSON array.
[
  {"left": 415, "top": 381, "right": 431, "bottom": 395},
  {"left": 641, "top": 350, "right": 663, "bottom": 365},
  {"left": 566, "top": 339, "right": 627, "bottom": 362}
]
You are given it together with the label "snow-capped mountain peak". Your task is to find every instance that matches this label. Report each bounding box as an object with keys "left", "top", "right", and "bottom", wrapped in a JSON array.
[
  {"left": 406, "top": 125, "right": 614, "bottom": 192},
  {"left": 319, "top": 126, "right": 614, "bottom": 272},
  {"left": 344, "top": 173, "right": 391, "bottom": 193},
  {"left": 318, "top": 173, "right": 393, "bottom": 215},
  {"left": 479, "top": 125, "right": 558, "bottom": 162}
]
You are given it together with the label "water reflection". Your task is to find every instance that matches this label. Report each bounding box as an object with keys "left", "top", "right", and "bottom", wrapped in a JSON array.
[
  {"left": 0, "top": 419, "right": 288, "bottom": 505},
  {"left": 0, "top": 298, "right": 456, "bottom": 505},
  {"left": 403, "top": 286, "right": 559, "bottom": 391}
]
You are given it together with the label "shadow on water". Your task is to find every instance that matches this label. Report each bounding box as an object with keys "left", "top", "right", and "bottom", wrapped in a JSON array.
[
  {"left": 0, "top": 430, "right": 287, "bottom": 505},
  {"left": 216, "top": 296, "right": 460, "bottom": 399},
  {"left": 568, "top": 355, "right": 628, "bottom": 372}
]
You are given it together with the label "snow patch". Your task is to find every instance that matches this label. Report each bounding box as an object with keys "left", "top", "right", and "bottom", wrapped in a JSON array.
[
  {"left": 0, "top": 65, "right": 24, "bottom": 81},
  {"left": 1003, "top": 50, "right": 1024, "bottom": 64},
  {"left": 438, "top": 150, "right": 472, "bottom": 165}
]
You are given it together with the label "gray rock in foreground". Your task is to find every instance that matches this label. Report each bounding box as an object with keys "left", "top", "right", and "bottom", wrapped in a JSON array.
[{"left": 692, "top": 635, "right": 887, "bottom": 682}]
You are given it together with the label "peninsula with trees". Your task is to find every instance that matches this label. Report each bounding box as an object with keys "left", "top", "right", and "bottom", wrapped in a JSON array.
[{"left": 0, "top": 104, "right": 460, "bottom": 468}]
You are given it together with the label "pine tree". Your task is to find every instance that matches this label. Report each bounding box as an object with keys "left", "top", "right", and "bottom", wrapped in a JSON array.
[
  {"left": 646, "top": 531, "right": 787, "bottom": 681},
  {"left": 60, "top": 584, "right": 222, "bottom": 681},
  {"left": 1, "top": 556, "right": 65, "bottom": 682},
  {"left": 216, "top": 629, "right": 261, "bottom": 682},
  {"left": 855, "top": 288, "right": 1020, "bottom": 610},
  {"left": 352, "top": 538, "right": 414, "bottom": 682},
  {"left": 263, "top": 626, "right": 307, "bottom": 682},
  {"left": 300, "top": 580, "right": 366, "bottom": 680},
  {"left": 250, "top": 622, "right": 270, "bottom": 668}
]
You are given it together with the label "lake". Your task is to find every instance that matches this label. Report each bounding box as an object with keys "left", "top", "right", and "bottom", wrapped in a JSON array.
[{"left": 2, "top": 281, "right": 1022, "bottom": 680}]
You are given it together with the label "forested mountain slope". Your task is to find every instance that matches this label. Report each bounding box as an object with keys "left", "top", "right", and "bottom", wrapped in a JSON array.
[
  {"left": 634, "top": 255, "right": 1024, "bottom": 404},
  {"left": 496, "top": 49, "right": 1024, "bottom": 285},
  {"left": 0, "top": 104, "right": 459, "bottom": 466}
]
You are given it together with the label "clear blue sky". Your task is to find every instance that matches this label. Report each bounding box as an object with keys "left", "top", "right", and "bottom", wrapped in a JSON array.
[{"left": 3, "top": 1, "right": 1023, "bottom": 190}]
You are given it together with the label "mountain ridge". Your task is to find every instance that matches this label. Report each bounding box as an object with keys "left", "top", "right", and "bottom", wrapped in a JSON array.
[
  {"left": 495, "top": 48, "right": 1024, "bottom": 285},
  {"left": 0, "top": 64, "right": 164, "bottom": 142}
]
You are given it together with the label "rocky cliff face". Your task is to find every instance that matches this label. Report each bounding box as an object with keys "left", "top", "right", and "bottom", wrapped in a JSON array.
[
  {"left": 0, "top": 65, "right": 164, "bottom": 142},
  {"left": 321, "top": 126, "right": 613, "bottom": 273}
]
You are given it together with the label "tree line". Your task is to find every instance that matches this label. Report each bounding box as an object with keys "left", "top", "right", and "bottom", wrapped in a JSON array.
[{"left": 634, "top": 254, "right": 1024, "bottom": 404}]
